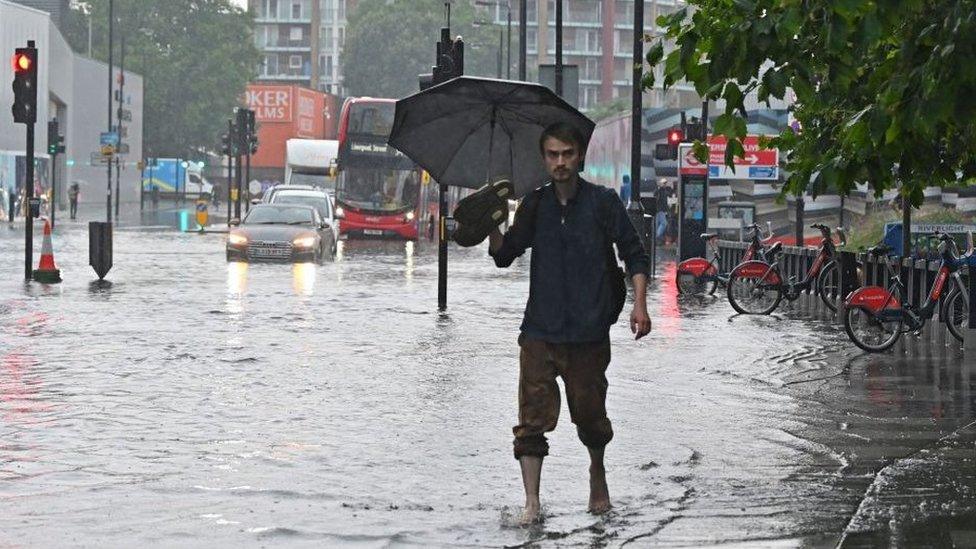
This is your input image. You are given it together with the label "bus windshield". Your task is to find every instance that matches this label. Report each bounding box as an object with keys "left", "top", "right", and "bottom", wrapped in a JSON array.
[
  {"left": 339, "top": 167, "right": 418, "bottom": 213},
  {"left": 347, "top": 102, "right": 395, "bottom": 138}
]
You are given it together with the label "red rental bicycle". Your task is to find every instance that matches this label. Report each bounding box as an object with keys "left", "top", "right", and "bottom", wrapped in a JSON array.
[
  {"left": 675, "top": 223, "right": 772, "bottom": 296},
  {"left": 844, "top": 232, "right": 971, "bottom": 352},
  {"left": 725, "top": 224, "right": 849, "bottom": 315}
]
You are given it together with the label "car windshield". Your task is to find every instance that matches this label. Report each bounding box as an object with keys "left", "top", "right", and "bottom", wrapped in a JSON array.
[
  {"left": 271, "top": 193, "right": 331, "bottom": 219},
  {"left": 244, "top": 206, "right": 315, "bottom": 225}
]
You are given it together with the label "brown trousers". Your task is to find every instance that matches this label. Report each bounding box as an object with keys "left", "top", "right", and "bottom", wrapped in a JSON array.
[{"left": 512, "top": 335, "right": 613, "bottom": 459}]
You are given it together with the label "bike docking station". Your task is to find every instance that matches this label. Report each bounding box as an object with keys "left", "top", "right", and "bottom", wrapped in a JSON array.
[{"left": 966, "top": 251, "right": 976, "bottom": 357}]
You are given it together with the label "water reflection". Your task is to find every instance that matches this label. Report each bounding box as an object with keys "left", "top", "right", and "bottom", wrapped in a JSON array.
[
  {"left": 291, "top": 262, "right": 316, "bottom": 296},
  {"left": 404, "top": 241, "right": 415, "bottom": 284},
  {"left": 226, "top": 261, "right": 248, "bottom": 296}
]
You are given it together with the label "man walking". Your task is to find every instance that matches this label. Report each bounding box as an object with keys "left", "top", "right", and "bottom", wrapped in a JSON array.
[
  {"left": 68, "top": 182, "right": 80, "bottom": 220},
  {"left": 487, "top": 122, "right": 652, "bottom": 524}
]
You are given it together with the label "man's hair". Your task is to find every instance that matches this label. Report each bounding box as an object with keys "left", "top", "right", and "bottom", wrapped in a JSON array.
[{"left": 538, "top": 122, "right": 585, "bottom": 154}]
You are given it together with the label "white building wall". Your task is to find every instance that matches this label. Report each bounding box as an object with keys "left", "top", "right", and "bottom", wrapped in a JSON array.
[{"left": 0, "top": 0, "right": 144, "bottom": 208}]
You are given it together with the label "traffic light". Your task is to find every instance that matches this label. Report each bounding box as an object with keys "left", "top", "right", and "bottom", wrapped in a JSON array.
[
  {"left": 419, "top": 29, "right": 464, "bottom": 91},
  {"left": 245, "top": 109, "right": 258, "bottom": 154},
  {"left": 47, "top": 119, "right": 65, "bottom": 155},
  {"left": 235, "top": 108, "right": 249, "bottom": 153},
  {"left": 667, "top": 127, "right": 684, "bottom": 146},
  {"left": 11, "top": 46, "right": 38, "bottom": 124},
  {"left": 220, "top": 132, "right": 232, "bottom": 156}
]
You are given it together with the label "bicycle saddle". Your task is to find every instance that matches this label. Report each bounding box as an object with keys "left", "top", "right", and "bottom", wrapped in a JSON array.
[
  {"left": 700, "top": 232, "right": 718, "bottom": 240},
  {"left": 867, "top": 244, "right": 892, "bottom": 256}
]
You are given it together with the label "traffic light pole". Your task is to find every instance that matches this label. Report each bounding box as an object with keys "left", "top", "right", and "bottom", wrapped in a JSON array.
[
  {"left": 50, "top": 147, "right": 57, "bottom": 229},
  {"left": 226, "top": 119, "right": 233, "bottom": 225},
  {"left": 25, "top": 120, "right": 35, "bottom": 280},
  {"left": 115, "top": 35, "right": 124, "bottom": 221},
  {"left": 106, "top": 0, "right": 114, "bottom": 223},
  {"left": 554, "top": 0, "right": 563, "bottom": 97},
  {"left": 518, "top": 0, "right": 526, "bottom": 80}
]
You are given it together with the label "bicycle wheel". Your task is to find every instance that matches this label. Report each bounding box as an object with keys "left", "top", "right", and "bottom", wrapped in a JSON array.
[
  {"left": 943, "top": 289, "right": 969, "bottom": 343},
  {"left": 676, "top": 271, "right": 717, "bottom": 296},
  {"left": 816, "top": 261, "right": 841, "bottom": 312},
  {"left": 726, "top": 270, "right": 783, "bottom": 314},
  {"left": 843, "top": 307, "right": 903, "bottom": 352}
]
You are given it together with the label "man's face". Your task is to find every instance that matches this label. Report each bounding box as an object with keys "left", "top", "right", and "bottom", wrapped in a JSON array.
[{"left": 541, "top": 136, "right": 581, "bottom": 183}]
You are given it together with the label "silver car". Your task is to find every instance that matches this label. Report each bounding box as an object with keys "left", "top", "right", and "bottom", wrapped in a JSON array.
[
  {"left": 226, "top": 204, "right": 335, "bottom": 263},
  {"left": 268, "top": 188, "right": 341, "bottom": 255}
]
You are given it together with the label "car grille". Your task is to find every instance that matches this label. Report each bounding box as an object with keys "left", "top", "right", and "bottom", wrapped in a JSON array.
[{"left": 247, "top": 240, "right": 293, "bottom": 259}]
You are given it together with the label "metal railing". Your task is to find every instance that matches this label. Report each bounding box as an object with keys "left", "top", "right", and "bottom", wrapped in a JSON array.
[{"left": 716, "top": 240, "right": 972, "bottom": 356}]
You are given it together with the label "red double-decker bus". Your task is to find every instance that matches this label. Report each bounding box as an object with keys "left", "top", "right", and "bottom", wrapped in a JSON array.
[{"left": 335, "top": 97, "right": 430, "bottom": 239}]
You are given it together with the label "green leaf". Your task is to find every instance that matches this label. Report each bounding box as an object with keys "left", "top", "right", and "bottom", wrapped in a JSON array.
[
  {"left": 645, "top": 41, "right": 664, "bottom": 67},
  {"left": 762, "top": 68, "right": 787, "bottom": 99},
  {"left": 714, "top": 113, "right": 734, "bottom": 136}
]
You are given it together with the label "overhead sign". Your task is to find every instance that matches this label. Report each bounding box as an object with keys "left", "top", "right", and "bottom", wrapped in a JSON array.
[
  {"left": 678, "top": 144, "right": 707, "bottom": 176},
  {"left": 100, "top": 131, "right": 119, "bottom": 146},
  {"left": 706, "top": 135, "right": 779, "bottom": 180}
]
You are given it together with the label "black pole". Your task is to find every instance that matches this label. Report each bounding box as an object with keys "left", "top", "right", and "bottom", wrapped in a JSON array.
[
  {"left": 106, "top": 0, "right": 114, "bottom": 223},
  {"left": 627, "top": 0, "right": 648, "bottom": 254},
  {"left": 902, "top": 196, "right": 911, "bottom": 257},
  {"left": 25, "top": 118, "right": 35, "bottom": 280},
  {"left": 630, "top": 0, "right": 643, "bottom": 204},
  {"left": 795, "top": 196, "right": 804, "bottom": 246},
  {"left": 115, "top": 34, "right": 124, "bottom": 221},
  {"left": 235, "top": 151, "right": 242, "bottom": 221},
  {"left": 839, "top": 194, "right": 845, "bottom": 228},
  {"left": 554, "top": 0, "right": 563, "bottom": 97},
  {"left": 50, "top": 144, "right": 56, "bottom": 230},
  {"left": 226, "top": 120, "right": 233, "bottom": 224},
  {"left": 506, "top": 3, "right": 512, "bottom": 79},
  {"left": 518, "top": 0, "right": 526, "bottom": 81},
  {"left": 245, "top": 126, "right": 252, "bottom": 214},
  {"left": 497, "top": 28, "right": 503, "bottom": 78},
  {"left": 438, "top": 183, "right": 448, "bottom": 310}
]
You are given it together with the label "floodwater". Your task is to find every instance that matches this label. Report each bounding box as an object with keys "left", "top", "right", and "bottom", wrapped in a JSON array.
[{"left": 0, "top": 219, "right": 973, "bottom": 548}]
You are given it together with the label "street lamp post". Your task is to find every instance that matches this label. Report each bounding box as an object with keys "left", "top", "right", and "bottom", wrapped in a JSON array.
[{"left": 518, "top": 0, "right": 526, "bottom": 80}]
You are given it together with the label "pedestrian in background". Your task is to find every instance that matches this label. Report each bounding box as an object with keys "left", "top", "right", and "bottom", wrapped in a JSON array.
[
  {"left": 619, "top": 174, "right": 631, "bottom": 206},
  {"left": 488, "top": 122, "right": 652, "bottom": 525},
  {"left": 68, "top": 182, "right": 80, "bottom": 220}
]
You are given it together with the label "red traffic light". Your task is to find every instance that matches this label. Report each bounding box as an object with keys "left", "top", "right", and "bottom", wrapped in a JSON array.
[
  {"left": 12, "top": 52, "right": 32, "bottom": 72},
  {"left": 667, "top": 128, "right": 684, "bottom": 145}
]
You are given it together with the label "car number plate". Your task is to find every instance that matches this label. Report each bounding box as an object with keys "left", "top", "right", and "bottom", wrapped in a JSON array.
[
  {"left": 249, "top": 246, "right": 291, "bottom": 258},
  {"left": 363, "top": 229, "right": 384, "bottom": 236}
]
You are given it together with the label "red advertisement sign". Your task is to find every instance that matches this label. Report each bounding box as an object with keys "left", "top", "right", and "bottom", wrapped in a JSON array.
[
  {"left": 245, "top": 85, "right": 293, "bottom": 122},
  {"left": 707, "top": 135, "right": 777, "bottom": 167}
]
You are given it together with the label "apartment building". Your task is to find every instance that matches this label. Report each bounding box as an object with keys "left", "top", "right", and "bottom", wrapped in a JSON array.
[
  {"left": 250, "top": 0, "right": 356, "bottom": 95},
  {"left": 482, "top": 0, "right": 696, "bottom": 111}
]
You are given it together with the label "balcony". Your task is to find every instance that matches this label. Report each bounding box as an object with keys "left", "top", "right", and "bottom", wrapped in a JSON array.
[
  {"left": 258, "top": 38, "right": 312, "bottom": 51},
  {"left": 254, "top": 15, "right": 312, "bottom": 24}
]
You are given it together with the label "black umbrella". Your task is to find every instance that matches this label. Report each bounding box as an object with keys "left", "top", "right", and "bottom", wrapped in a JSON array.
[{"left": 388, "top": 76, "right": 595, "bottom": 198}]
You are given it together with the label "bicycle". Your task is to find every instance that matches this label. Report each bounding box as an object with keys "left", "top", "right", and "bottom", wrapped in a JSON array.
[
  {"left": 843, "top": 232, "right": 971, "bottom": 353},
  {"left": 725, "top": 224, "right": 850, "bottom": 315},
  {"left": 675, "top": 223, "right": 773, "bottom": 296}
]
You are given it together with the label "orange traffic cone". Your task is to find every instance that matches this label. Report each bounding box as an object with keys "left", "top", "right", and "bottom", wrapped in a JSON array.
[{"left": 32, "top": 217, "right": 62, "bottom": 284}]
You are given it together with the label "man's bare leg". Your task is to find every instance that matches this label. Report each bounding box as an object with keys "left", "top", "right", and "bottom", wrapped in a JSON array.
[
  {"left": 587, "top": 446, "right": 611, "bottom": 513},
  {"left": 518, "top": 456, "right": 543, "bottom": 524}
]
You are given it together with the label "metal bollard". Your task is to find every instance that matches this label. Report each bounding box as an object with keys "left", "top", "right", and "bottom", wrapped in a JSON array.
[{"left": 88, "top": 221, "right": 113, "bottom": 280}]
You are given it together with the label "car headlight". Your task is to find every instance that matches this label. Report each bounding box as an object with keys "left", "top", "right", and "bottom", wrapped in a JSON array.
[
  {"left": 228, "top": 233, "right": 248, "bottom": 245},
  {"left": 293, "top": 236, "right": 316, "bottom": 248},
  {"left": 335, "top": 207, "right": 344, "bottom": 217},
  {"left": 405, "top": 211, "right": 415, "bottom": 221}
]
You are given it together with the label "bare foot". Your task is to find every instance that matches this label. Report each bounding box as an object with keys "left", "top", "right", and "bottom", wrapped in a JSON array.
[
  {"left": 588, "top": 466, "right": 611, "bottom": 514},
  {"left": 519, "top": 499, "right": 541, "bottom": 525}
]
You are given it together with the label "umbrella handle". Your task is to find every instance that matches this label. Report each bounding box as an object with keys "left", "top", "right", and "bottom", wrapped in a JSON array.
[{"left": 486, "top": 106, "right": 496, "bottom": 183}]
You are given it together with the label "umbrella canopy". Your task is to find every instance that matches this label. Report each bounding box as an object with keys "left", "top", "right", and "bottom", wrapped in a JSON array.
[{"left": 389, "top": 76, "right": 595, "bottom": 198}]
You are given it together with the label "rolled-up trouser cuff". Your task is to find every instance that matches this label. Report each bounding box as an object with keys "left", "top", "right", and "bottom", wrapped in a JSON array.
[
  {"left": 513, "top": 434, "right": 549, "bottom": 460},
  {"left": 576, "top": 419, "right": 613, "bottom": 449}
]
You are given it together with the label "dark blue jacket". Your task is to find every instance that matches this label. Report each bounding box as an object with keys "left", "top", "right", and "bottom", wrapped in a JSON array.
[{"left": 490, "top": 178, "right": 650, "bottom": 343}]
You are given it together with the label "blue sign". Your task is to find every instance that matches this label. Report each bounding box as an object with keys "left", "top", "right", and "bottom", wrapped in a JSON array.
[
  {"left": 708, "top": 166, "right": 720, "bottom": 178},
  {"left": 748, "top": 166, "right": 778, "bottom": 179},
  {"left": 100, "top": 132, "right": 119, "bottom": 146}
]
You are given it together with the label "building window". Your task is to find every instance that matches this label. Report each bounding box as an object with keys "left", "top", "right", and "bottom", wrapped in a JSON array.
[
  {"left": 326, "top": 55, "right": 334, "bottom": 76},
  {"left": 339, "top": 27, "right": 345, "bottom": 47},
  {"left": 263, "top": 0, "right": 278, "bottom": 18},
  {"left": 289, "top": 55, "right": 303, "bottom": 68},
  {"left": 292, "top": 2, "right": 302, "bottom": 19},
  {"left": 263, "top": 54, "right": 279, "bottom": 75},
  {"left": 290, "top": 27, "right": 303, "bottom": 41}
]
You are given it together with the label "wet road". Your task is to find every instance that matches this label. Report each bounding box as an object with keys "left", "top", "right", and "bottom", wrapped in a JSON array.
[{"left": 1, "top": 220, "right": 974, "bottom": 547}]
